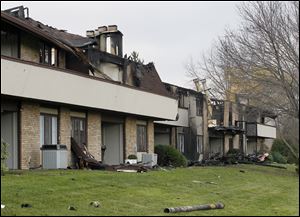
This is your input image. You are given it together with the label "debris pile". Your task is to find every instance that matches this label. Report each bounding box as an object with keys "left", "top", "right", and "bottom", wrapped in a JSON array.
[
  {"left": 189, "top": 152, "right": 287, "bottom": 169},
  {"left": 106, "top": 164, "right": 150, "bottom": 173},
  {"left": 71, "top": 138, "right": 152, "bottom": 172}
]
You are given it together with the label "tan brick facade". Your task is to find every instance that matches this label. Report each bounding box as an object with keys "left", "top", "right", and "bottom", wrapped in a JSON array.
[
  {"left": 20, "top": 32, "right": 40, "bottom": 63},
  {"left": 147, "top": 120, "right": 154, "bottom": 153},
  {"left": 59, "top": 107, "right": 72, "bottom": 165},
  {"left": 18, "top": 102, "right": 155, "bottom": 169},
  {"left": 125, "top": 116, "right": 137, "bottom": 157},
  {"left": 87, "top": 111, "right": 102, "bottom": 161},
  {"left": 20, "top": 102, "right": 40, "bottom": 169}
]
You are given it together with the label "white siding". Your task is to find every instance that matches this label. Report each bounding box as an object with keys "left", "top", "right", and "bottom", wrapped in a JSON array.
[
  {"left": 1, "top": 58, "right": 178, "bottom": 120},
  {"left": 155, "top": 108, "right": 189, "bottom": 127},
  {"left": 257, "top": 124, "right": 276, "bottom": 139}
]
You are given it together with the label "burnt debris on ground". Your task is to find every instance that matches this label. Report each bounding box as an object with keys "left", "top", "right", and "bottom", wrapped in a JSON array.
[{"left": 189, "top": 151, "right": 287, "bottom": 169}]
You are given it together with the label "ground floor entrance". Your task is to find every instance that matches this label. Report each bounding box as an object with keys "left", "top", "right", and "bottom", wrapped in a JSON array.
[
  {"left": 1, "top": 108, "right": 18, "bottom": 169},
  {"left": 209, "top": 137, "right": 223, "bottom": 156},
  {"left": 102, "top": 122, "right": 124, "bottom": 165}
]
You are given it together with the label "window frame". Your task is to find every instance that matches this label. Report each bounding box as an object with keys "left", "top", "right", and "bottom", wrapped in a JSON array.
[
  {"left": 40, "top": 113, "right": 58, "bottom": 146},
  {"left": 177, "top": 133, "right": 185, "bottom": 153},
  {"left": 196, "top": 97, "right": 203, "bottom": 116},
  {"left": 196, "top": 135, "right": 203, "bottom": 154},
  {"left": 39, "top": 41, "right": 59, "bottom": 67},
  {"left": 1, "top": 25, "right": 20, "bottom": 58}
]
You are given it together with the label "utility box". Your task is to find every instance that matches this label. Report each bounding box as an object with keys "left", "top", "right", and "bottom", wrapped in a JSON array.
[
  {"left": 41, "top": 145, "right": 68, "bottom": 169},
  {"left": 142, "top": 153, "right": 158, "bottom": 167}
]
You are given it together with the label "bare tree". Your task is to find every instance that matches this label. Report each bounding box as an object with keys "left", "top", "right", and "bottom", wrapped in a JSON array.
[{"left": 186, "top": 1, "right": 299, "bottom": 158}]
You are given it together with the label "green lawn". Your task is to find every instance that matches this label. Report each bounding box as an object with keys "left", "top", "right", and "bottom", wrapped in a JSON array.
[{"left": 1, "top": 165, "right": 299, "bottom": 216}]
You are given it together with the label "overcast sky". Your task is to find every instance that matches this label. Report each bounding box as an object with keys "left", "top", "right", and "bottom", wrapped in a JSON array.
[{"left": 1, "top": 1, "right": 242, "bottom": 88}]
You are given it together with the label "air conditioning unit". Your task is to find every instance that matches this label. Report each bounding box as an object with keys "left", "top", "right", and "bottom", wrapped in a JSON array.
[
  {"left": 41, "top": 145, "right": 68, "bottom": 169},
  {"left": 137, "top": 152, "right": 146, "bottom": 162},
  {"left": 142, "top": 153, "right": 158, "bottom": 168}
]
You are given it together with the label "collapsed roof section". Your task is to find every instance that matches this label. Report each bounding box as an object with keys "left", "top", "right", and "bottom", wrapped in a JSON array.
[{"left": 1, "top": 6, "right": 174, "bottom": 99}]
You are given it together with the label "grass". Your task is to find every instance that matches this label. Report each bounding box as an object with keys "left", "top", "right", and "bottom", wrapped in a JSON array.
[{"left": 1, "top": 164, "right": 299, "bottom": 216}]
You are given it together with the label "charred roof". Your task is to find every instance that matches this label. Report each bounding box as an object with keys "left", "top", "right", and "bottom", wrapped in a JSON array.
[{"left": 1, "top": 6, "right": 175, "bottom": 99}]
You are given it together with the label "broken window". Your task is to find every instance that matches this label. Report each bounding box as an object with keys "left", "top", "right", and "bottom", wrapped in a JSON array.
[
  {"left": 178, "top": 93, "right": 186, "bottom": 108},
  {"left": 177, "top": 134, "right": 185, "bottom": 153},
  {"left": 137, "top": 125, "right": 147, "bottom": 152},
  {"left": 40, "top": 114, "right": 58, "bottom": 146},
  {"left": 196, "top": 135, "right": 203, "bottom": 153},
  {"left": 39, "top": 42, "right": 58, "bottom": 66}
]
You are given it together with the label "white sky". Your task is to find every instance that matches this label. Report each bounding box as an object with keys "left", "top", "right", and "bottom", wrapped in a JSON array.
[{"left": 1, "top": 1, "right": 241, "bottom": 88}]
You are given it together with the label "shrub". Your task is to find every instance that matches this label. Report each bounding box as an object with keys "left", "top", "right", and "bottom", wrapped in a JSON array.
[
  {"left": 225, "top": 149, "right": 243, "bottom": 164},
  {"left": 271, "top": 139, "right": 297, "bottom": 164},
  {"left": 265, "top": 153, "right": 274, "bottom": 162},
  {"left": 226, "top": 148, "right": 242, "bottom": 155},
  {"left": 1, "top": 140, "right": 9, "bottom": 175},
  {"left": 271, "top": 151, "right": 287, "bottom": 164},
  {"left": 127, "top": 155, "right": 137, "bottom": 160},
  {"left": 154, "top": 145, "right": 187, "bottom": 167}
]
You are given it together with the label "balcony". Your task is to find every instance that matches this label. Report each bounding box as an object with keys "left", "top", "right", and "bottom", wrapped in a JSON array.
[
  {"left": 1, "top": 57, "right": 178, "bottom": 120},
  {"left": 246, "top": 123, "right": 276, "bottom": 139},
  {"left": 154, "top": 108, "right": 189, "bottom": 127}
]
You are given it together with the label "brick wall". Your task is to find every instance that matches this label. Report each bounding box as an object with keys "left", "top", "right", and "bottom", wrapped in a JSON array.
[
  {"left": 59, "top": 107, "right": 71, "bottom": 165},
  {"left": 20, "top": 32, "right": 40, "bottom": 63},
  {"left": 20, "top": 102, "right": 40, "bottom": 169},
  {"left": 125, "top": 116, "right": 137, "bottom": 157},
  {"left": 87, "top": 111, "right": 102, "bottom": 161},
  {"left": 147, "top": 120, "right": 154, "bottom": 153}
]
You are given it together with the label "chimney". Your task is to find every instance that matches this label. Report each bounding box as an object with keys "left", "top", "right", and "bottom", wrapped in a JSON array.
[
  {"left": 4, "top": 6, "right": 29, "bottom": 19},
  {"left": 107, "top": 25, "right": 118, "bottom": 31},
  {"left": 86, "top": 30, "right": 95, "bottom": 38},
  {"left": 90, "top": 25, "right": 123, "bottom": 57},
  {"left": 193, "top": 78, "right": 203, "bottom": 92},
  {"left": 98, "top": 26, "right": 107, "bottom": 33}
]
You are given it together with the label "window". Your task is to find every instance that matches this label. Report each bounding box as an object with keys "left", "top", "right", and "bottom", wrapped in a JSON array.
[
  {"left": 106, "top": 36, "right": 111, "bottom": 53},
  {"left": 1, "top": 29, "right": 19, "bottom": 58},
  {"left": 178, "top": 93, "right": 185, "bottom": 108},
  {"left": 40, "top": 114, "right": 58, "bottom": 146},
  {"left": 137, "top": 125, "right": 147, "bottom": 152},
  {"left": 196, "top": 135, "right": 203, "bottom": 153},
  {"left": 196, "top": 97, "right": 203, "bottom": 116},
  {"left": 71, "top": 118, "right": 86, "bottom": 146},
  {"left": 39, "top": 42, "right": 58, "bottom": 66},
  {"left": 177, "top": 134, "right": 185, "bottom": 153}
]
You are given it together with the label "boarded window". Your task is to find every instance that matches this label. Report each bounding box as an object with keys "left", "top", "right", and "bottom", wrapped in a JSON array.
[
  {"left": 137, "top": 125, "right": 147, "bottom": 152},
  {"left": 177, "top": 133, "right": 185, "bottom": 153},
  {"left": 40, "top": 114, "right": 58, "bottom": 146}
]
